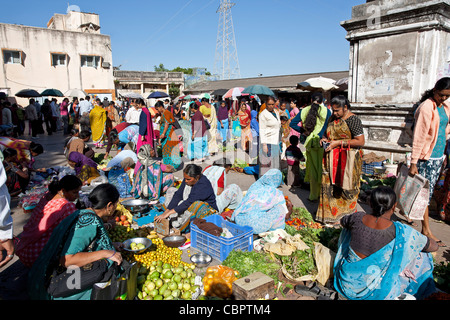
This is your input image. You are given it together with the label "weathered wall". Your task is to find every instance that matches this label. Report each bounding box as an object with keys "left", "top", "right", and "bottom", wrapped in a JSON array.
[{"left": 0, "top": 22, "right": 114, "bottom": 105}]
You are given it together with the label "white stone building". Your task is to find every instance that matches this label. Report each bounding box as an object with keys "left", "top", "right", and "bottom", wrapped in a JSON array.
[{"left": 0, "top": 10, "right": 115, "bottom": 105}]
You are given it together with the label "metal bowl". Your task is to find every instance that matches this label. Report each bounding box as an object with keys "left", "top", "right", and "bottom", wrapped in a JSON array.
[
  {"left": 122, "top": 237, "right": 152, "bottom": 254},
  {"left": 190, "top": 253, "right": 212, "bottom": 268},
  {"left": 373, "top": 166, "right": 386, "bottom": 174},
  {"left": 162, "top": 235, "right": 187, "bottom": 248},
  {"left": 121, "top": 199, "right": 150, "bottom": 214}
]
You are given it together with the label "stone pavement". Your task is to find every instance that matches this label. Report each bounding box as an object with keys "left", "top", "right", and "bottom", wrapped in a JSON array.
[{"left": 1, "top": 129, "right": 449, "bottom": 300}]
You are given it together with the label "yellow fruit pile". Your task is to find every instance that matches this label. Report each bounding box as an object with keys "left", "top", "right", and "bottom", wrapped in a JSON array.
[{"left": 130, "top": 236, "right": 193, "bottom": 269}]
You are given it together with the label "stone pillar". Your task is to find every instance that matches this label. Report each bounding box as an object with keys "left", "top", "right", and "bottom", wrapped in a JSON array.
[{"left": 341, "top": 0, "right": 450, "bottom": 161}]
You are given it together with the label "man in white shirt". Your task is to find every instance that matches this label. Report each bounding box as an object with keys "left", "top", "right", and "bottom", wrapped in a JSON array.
[
  {"left": 1, "top": 103, "right": 12, "bottom": 126},
  {"left": 78, "top": 96, "right": 93, "bottom": 132},
  {"left": 125, "top": 100, "right": 141, "bottom": 124},
  {"left": 25, "top": 99, "right": 38, "bottom": 137}
]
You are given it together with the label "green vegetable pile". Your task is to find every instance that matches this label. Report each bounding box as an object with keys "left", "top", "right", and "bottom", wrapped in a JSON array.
[
  {"left": 222, "top": 250, "right": 280, "bottom": 282},
  {"left": 433, "top": 261, "right": 450, "bottom": 293},
  {"left": 360, "top": 175, "right": 397, "bottom": 192}
]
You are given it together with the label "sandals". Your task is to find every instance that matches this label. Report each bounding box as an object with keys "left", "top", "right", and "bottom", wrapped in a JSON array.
[
  {"left": 436, "top": 240, "right": 447, "bottom": 247},
  {"left": 294, "top": 282, "right": 337, "bottom": 300}
]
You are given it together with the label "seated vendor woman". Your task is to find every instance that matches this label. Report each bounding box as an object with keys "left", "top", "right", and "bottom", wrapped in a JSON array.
[
  {"left": 154, "top": 164, "right": 218, "bottom": 233},
  {"left": 2, "top": 148, "right": 30, "bottom": 196},
  {"left": 333, "top": 186, "right": 438, "bottom": 300},
  {"left": 68, "top": 151, "right": 101, "bottom": 185}
]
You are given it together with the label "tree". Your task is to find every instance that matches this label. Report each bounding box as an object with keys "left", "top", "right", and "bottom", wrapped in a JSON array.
[
  {"left": 169, "top": 83, "right": 180, "bottom": 98},
  {"left": 154, "top": 63, "right": 169, "bottom": 72}
]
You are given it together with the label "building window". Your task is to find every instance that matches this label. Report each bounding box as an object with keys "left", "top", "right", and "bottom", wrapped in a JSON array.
[
  {"left": 3, "top": 50, "right": 22, "bottom": 64},
  {"left": 51, "top": 53, "right": 67, "bottom": 66},
  {"left": 81, "top": 55, "right": 101, "bottom": 68}
]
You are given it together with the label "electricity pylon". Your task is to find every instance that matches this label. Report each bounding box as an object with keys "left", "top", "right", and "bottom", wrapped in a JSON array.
[{"left": 213, "top": 0, "right": 241, "bottom": 80}]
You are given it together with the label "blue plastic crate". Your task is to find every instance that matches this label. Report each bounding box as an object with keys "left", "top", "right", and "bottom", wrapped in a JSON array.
[
  {"left": 190, "top": 215, "right": 253, "bottom": 262},
  {"left": 362, "top": 161, "right": 383, "bottom": 175}
]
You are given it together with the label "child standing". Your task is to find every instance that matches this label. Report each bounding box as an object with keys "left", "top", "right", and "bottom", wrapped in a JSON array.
[{"left": 285, "top": 135, "right": 304, "bottom": 189}]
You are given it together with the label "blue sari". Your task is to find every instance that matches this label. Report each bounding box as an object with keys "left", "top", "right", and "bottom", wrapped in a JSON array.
[{"left": 333, "top": 222, "right": 435, "bottom": 300}]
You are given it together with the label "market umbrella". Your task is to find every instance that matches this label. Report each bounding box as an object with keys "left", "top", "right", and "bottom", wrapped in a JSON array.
[
  {"left": 199, "top": 93, "right": 211, "bottom": 100},
  {"left": 183, "top": 94, "right": 198, "bottom": 100},
  {"left": 297, "top": 77, "right": 338, "bottom": 91},
  {"left": 120, "top": 92, "right": 144, "bottom": 99},
  {"left": 15, "top": 89, "right": 41, "bottom": 98},
  {"left": 64, "top": 88, "right": 88, "bottom": 98},
  {"left": 242, "top": 85, "right": 275, "bottom": 96},
  {"left": 41, "top": 88, "right": 64, "bottom": 97},
  {"left": 223, "top": 87, "right": 247, "bottom": 99},
  {"left": 335, "top": 77, "right": 349, "bottom": 91},
  {"left": 147, "top": 91, "right": 169, "bottom": 99},
  {"left": 173, "top": 95, "right": 185, "bottom": 104},
  {"left": 211, "top": 89, "right": 228, "bottom": 96}
]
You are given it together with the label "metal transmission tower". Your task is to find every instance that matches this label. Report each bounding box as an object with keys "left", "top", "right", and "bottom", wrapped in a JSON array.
[{"left": 214, "top": 0, "right": 241, "bottom": 80}]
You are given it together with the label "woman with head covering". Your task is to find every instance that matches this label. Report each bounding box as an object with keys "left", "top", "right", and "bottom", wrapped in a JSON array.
[
  {"left": 231, "top": 169, "right": 291, "bottom": 234},
  {"left": 155, "top": 101, "right": 181, "bottom": 169},
  {"left": 68, "top": 152, "right": 100, "bottom": 185},
  {"left": 238, "top": 100, "right": 252, "bottom": 152},
  {"left": 89, "top": 99, "right": 107, "bottom": 148},
  {"left": 131, "top": 144, "right": 175, "bottom": 200},
  {"left": 200, "top": 98, "right": 219, "bottom": 155}
]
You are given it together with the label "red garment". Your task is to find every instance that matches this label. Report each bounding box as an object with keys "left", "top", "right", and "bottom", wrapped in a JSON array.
[
  {"left": 16, "top": 198, "right": 76, "bottom": 268},
  {"left": 114, "top": 121, "right": 131, "bottom": 133}
]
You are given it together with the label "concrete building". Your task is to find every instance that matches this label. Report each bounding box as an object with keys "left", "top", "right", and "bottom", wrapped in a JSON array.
[
  {"left": 114, "top": 70, "right": 185, "bottom": 100},
  {"left": 0, "top": 10, "right": 115, "bottom": 105},
  {"left": 341, "top": 0, "right": 450, "bottom": 160}
]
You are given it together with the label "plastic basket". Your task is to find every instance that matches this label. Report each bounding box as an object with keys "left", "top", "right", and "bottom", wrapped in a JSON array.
[
  {"left": 362, "top": 161, "right": 383, "bottom": 175},
  {"left": 190, "top": 215, "right": 253, "bottom": 262}
]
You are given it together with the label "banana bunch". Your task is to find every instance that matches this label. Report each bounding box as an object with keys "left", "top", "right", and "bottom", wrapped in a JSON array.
[
  {"left": 147, "top": 230, "right": 159, "bottom": 240},
  {"left": 115, "top": 203, "right": 133, "bottom": 224}
]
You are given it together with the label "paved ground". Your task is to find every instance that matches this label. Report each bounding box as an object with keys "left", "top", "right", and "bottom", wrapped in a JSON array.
[{"left": 1, "top": 128, "right": 449, "bottom": 300}]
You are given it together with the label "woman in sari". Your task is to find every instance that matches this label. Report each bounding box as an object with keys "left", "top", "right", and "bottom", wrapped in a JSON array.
[
  {"left": 238, "top": 100, "right": 252, "bottom": 152},
  {"left": 289, "top": 99, "right": 301, "bottom": 138},
  {"left": 316, "top": 95, "right": 365, "bottom": 224},
  {"left": 89, "top": 100, "right": 107, "bottom": 148},
  {"left": 200, "top": 98, "right": 219, "bottom": 155},
  {"left": 334, "top": 186, "right": 437, "bottom": 300},
  {"left": 105, "top": 101, "right": 120, "bottom": 138},
  {"left": 188, "top": 104, "right": 209, "bottom": 161},
  {"left": 155, "top": 101, "right": 181, "bottom": 169},
  {"left": 28, "top": 184, "right": 124, "bottom": 300},
  {"left": 232, "top": 169, "right": 291, "bottom": 234},
  {"left": 68, "top": 151, "right": 101, "bottom": 185},
  {"left": 154, "top": 164, "right": 218, "bottom": 233},
  {"left": 290, "top": 93, "right": 331, "bottom": 202},
  {"left": 16, "top": 175, "right": 82, "bottom": 268},
  {"left": 2, "top": 148, "right": 30, "bottom": 196},
  {"left": 131, "top": 144, "right": 175, "bottom": 200},
  {"left": 217, "top": 101, "right": 229, "bottom": 146},
  {"left": 0, "top": 137, "right": 44, "bottom": 171},
  {"left": 203, "top": 158, "right": 243, "bottom": 213}
]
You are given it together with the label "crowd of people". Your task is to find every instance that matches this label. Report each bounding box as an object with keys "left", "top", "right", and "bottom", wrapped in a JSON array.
[{"left": 0, "top": 77, "right": 449, "bottom": 300}]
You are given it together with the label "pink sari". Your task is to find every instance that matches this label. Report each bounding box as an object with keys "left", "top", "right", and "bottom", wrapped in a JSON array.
[{"left": 290, "top": 108, "right": 301, "bottom": 138}]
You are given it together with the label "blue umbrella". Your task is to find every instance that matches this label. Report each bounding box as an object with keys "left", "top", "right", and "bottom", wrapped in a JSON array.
[
  {"left": 147, "top": 91, "right": 169, "bottom": 99},
  {"left": 242, "top": 85, "right": 274, "bottom": 96}
]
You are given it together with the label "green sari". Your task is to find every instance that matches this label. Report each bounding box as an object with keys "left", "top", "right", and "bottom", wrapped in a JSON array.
[{"left": 28, "top": 209, "right": 115, "bottom": 300}]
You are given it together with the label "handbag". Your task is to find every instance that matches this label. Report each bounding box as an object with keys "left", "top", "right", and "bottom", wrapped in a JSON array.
[
  {"left": 46, "top": 212, "right": 118, "bottom": 298},
  {"left": 329, "top": 144, "right": 353, "bottom": 189},
  {"left": 393, "top": 164, "right": 430, "bottom": 220}
]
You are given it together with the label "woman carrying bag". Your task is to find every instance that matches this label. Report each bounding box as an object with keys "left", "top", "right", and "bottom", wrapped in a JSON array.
[
  {"left": 409, "top": 77, "right": 450, "bottom": 247},
  {"left": 28, "top": 184, "right": 124, "bottom": 300}
]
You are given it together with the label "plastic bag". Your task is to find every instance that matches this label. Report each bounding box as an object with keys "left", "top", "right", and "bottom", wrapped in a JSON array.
[{"left": 202, "top": 265, "right": 239, "bottom": 299}]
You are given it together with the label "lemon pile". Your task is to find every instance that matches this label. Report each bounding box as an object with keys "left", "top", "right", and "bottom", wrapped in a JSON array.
[{"left": 130, "top": 236, "right": 192, "bottom": 269}]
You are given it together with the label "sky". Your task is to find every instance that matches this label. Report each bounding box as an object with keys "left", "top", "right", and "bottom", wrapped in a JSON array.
[{"left": 1, "top": 0, "right": 364, "bottom": 79}]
